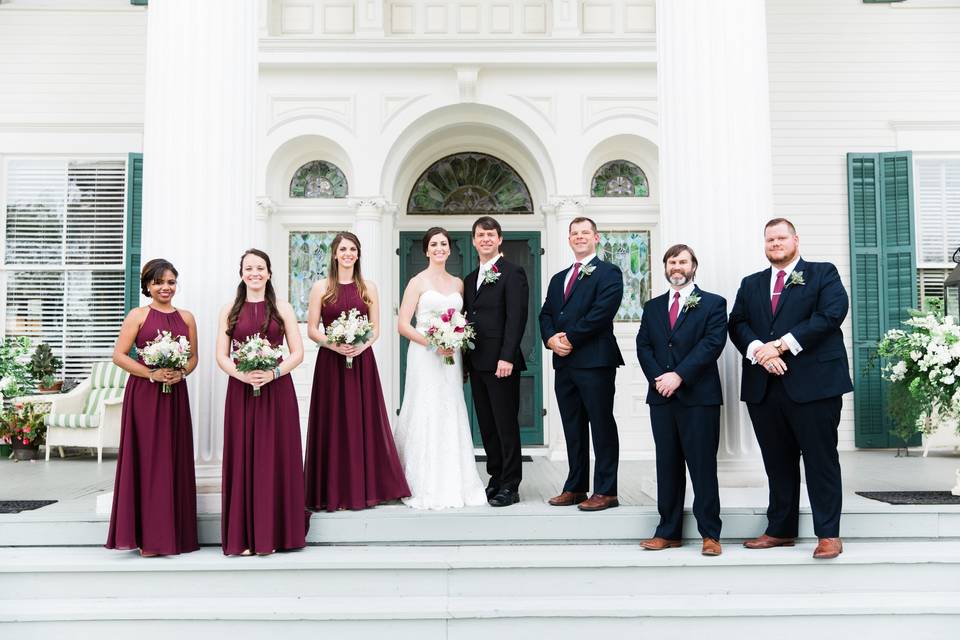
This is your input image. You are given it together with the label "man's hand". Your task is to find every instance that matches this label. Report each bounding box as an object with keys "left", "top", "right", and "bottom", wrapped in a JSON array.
[
  {"left": 759, "top": 356, "right": 788, "bottom": 376},
  {"left": 547, "top": 332, "right": 572, "bottom": 357},
  {"left": 754, "top": 341, "right": 784, "bottom": 366},
  {"left": 654, "top": 372, "right": 683, "bottom": 398},
  {"left": 495, "top": 360, "right": 514, "bottom": 378}
]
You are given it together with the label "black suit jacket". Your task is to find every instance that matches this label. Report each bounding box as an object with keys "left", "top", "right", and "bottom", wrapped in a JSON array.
[
  {"left": 539, "top": 257, "right": 624, "bottom": 370},
  {"left": 463, "top": 257, "right": 529, "bottom": 372},
  {"left": 728, "top": 258, "right": 854, "bottom": 404},
  {"left": 635, "top": 286, "right": 727, "bottom": 406}
]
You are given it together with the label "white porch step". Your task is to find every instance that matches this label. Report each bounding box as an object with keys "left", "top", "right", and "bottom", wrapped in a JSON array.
[{"left": 1, "top": 543, "right": 959, "bottom": 638}]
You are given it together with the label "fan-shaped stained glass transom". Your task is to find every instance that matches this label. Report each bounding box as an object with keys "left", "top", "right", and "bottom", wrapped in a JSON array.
[
  {"left": 289, "top": 161, "right": 348, "bottom": 198},
  {"left": 591, "top": 160, "right": 649, "bottom": 198},
  {"left": 408, "top": 152, "right": 533, "bottom": 214}
]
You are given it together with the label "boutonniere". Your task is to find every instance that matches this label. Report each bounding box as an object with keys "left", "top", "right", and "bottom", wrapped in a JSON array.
[
  {"left": 683, "top": 292, "right": 701, "bottom": 312},
  {"left": 785, "top": 271, "right": 805, "bottom": 288},
  {"left": 577, "top": 263, "right": 597, "bottom": 280},
  {"left": 481, "top": 264, "right": 501, "bottom": 285}
]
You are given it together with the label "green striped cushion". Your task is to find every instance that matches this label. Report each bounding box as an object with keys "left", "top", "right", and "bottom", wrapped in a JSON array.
[
  {"left": 88, "top": 362, "right": 129, "bottom": 390},
  {"left": 82, "top": 387, "right": 126, "bottom": 416},
  {"left": 45, "top": 413, "right": 100, "bottom": 429}
]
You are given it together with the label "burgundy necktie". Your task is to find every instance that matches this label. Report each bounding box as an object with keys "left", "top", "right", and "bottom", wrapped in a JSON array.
[
  {"left": 564, "top": 262, "right": 581, "bottom": 300},
  {"left": 771, "top": 270, "right": 786, "bottom": 313},
  {"left": 669, "top": 291, "right": 680, "bottom": 329}
]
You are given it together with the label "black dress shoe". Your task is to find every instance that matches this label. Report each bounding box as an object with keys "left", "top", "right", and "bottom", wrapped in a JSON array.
[
  {"left": 485, "top": 486, "right": 500, "bottom": 500},
  {"left": 488, "top": 488, "right": 520, "bottom": 507}
]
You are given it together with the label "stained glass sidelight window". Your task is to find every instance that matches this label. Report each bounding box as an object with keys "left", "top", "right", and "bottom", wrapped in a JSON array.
[
  {"left": 407, "top": 152, "right": 533, "bottom": 214},
  {"left": 597, "top": 230, "right": 652, "bottom": 322},
  {"left": 288, "top": 231, "right": 342, "bottom": 321},
  {"left": 591, "top": 160, "right": 649, "bottom": 198},
  {"left": 289, "top": 161, "right": 348, "bottom": 198}
]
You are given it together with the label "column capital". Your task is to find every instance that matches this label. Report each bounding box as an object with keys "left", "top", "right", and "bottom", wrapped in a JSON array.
[
  {"left": 255, "top": 196, "right": 276, "bottom": 220},
  {"left": 546, "top": 196, "right": 588, "bottom": 217},
  {"left": 351, "top": 197, "right": 388, "bottom": 217}
]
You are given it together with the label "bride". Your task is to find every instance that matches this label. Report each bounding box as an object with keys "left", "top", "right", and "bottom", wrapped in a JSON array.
[{"left": 394, "top": 227, "right": 488, "bottom": 509}]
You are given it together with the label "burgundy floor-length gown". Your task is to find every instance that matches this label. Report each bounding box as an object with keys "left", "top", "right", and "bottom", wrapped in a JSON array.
[
  {"left": 221, "top": 301, "right": 307, "bottom": 555},
  {"left": 304, "top": 282, "right": 410, "bottom": 512},
  {"left": 106, "top": 307, "right": 199, "bottom": 555}
]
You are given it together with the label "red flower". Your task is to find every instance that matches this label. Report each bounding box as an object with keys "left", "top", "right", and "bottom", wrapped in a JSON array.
[
  {"left": 454, "top": 326, "right": 464, "bottom": 333},
  {"left": 491, "top": 265, "right": 499, "bottom": 273},
  {"left": 24, "top": 426, "right": 30, "bottom": 433},
  {"left": 22, "top": 438, "right": 28, "bottom": 445},
  {"left": 427, "top": 327, "right": 437, "bottom": 335}
]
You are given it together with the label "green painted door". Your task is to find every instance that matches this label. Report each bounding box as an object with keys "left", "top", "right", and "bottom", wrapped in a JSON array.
[{"left": 398, "top": 231, "right": 544, "bottom": 446}]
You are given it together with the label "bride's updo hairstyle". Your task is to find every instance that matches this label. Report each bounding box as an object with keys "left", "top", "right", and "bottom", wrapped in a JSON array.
[
  {"left": 321, "top": 231, "right": 372, "bottom": 308},
  {"left": 422, "top": 227, "right": 451, "bottom": 255}
]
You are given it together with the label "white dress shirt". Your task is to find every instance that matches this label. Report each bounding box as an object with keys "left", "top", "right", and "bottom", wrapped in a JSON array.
[
  {"left": 477, "top": 254, "right": 503, "bottom": 291},
  {"left": 564, "top": 253, "right": 596, "bottom": 293},
  {"left": 666, "top": 282, "right": 696, "bottom": 314},
  {"left": 746, "top": 255, "right": 803, "bottom": 364}
]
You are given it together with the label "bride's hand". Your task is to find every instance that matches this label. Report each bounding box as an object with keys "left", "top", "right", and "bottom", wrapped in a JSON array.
[{"left": 436, "top": 347, "right": 455, "bottom": 357}]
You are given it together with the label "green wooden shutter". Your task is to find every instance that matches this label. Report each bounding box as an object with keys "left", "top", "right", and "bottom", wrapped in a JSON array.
[
  {"left": 848, "top": 151, "right": 918, "bottom": 448},
  {"left": 125, "top": 153, "right": 143, "bottom": 313}
]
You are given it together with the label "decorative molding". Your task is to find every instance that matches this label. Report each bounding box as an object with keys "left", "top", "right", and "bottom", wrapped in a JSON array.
[
  {"left": 351, "top": 197, "right": 387, "bottom": 214},
  {"left": 380, "top": 94, "right": 429, "bottom": 132},
  {"left": 509, "top": 94, "right": 556, "bottom": 132},
  {"left": 255, "top": 196, "right": 277, "bottom": 219},
  {"left": 581, "top": 94, "right": 657, "bottom": 132},
  {"left": 456, "top": 66, "right": 480, "bottom": 103},
  {"left": 267, "top": 94, "right": 355, "bottom": 134},
  {"left": 548, "top": 196, "right": 589, "bottom": 212}
]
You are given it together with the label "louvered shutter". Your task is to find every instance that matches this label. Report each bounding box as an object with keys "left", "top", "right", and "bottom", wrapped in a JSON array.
[
  {"left": 3, "top": 159, "right": 127, "bottom": 381},
  {"left": 125, "top": 153, "right": 143, "bottom": 312},
  {"left": 847, "top": 151, "right": 919, "bottom": 448}
]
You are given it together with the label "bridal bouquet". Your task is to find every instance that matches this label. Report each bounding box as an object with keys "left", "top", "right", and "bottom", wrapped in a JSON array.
[
  {"left": 138, "top": 330, "right": 190, "bottom": 393},
  {"left": 425, "top": 307, "right": 476, "bottom": 365},
  {"left": 231, "top": 334, "right": 283, "bottom": 396},
  {"left": 325, "top": 308, "right": 374, "bottom": 369}
]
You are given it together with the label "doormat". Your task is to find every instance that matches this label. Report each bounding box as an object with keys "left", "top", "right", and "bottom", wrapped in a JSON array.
[
  {"left": 475, "top": 456, "right": 534, "bottom": 463},
  {"left": 0, "top": 500, "right": 58, "bottom": 514},
  {"left": 855, "top": 491, "right": 960, "bottom": 505}
]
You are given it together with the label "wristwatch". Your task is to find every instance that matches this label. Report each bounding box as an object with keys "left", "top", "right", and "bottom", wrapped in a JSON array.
[{"left": 773, "top": 339, "right": 785, "bottom": 354}]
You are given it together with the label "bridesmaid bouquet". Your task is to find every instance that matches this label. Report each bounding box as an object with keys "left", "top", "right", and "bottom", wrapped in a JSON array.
[
  {"left": 231, "top": 334, "right": 283, "bottom": 396},
  {"left": 139, "top": 330, "right": 191, "bottom": 394},
  {"left": 425, "top": 308, "right": 476, "bottom": 365},
  {"left": 325, "top": 308, "right": 374, "bottom": 369}
]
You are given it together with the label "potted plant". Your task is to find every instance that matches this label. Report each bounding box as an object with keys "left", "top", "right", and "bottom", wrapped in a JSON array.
[
  {"left": 0, "top": 336, "right": 35, "bottom": 401},
  {"left": 0, "top": 416, "right": 11, "bottom": 459},
  {"left": 29, "top": 342, "right": 63, "bottom": 393},
  {"left": 3, "top": 402, "right": 47, "bottom": 461}
]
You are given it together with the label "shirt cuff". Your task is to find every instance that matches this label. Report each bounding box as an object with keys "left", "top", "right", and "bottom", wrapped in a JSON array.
[
  {"left": 782, "top": 332, "right": 802, "bottom": 355},
  {"left": 746, "top": 340, "right": 764, "bottom": 364}
]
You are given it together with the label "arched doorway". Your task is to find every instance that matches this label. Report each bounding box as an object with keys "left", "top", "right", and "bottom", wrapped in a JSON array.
[{"left": 398, "top": 152, "right": 544, "bottom": 447}]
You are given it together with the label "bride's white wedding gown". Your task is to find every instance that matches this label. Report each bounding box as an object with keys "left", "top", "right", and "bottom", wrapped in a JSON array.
[{"left": 394, "top": 289, "right": 488, "bottom": 509}]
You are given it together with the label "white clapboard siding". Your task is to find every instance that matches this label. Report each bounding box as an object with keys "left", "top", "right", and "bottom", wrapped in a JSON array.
[
  {"left": 3, "top": 158, "right": 127, "bottom": 381},
  {"left": 766, "top": 0, "right": 960, "bottom": 449},
  {"left": 0, "top": 3, "right": 146, "bottom": 125}
]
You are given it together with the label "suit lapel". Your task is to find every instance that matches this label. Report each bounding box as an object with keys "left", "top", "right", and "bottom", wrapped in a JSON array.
[
  {"left": 474, "top": 257, "right": 503, "bottom": 300},
  {"left": 561, "top": 256, "right": 597, "bottom": 309},
  {"left": 772, "top": 258, "right": 805, "bottom": 322},
  {"left": 668, "top": 286, "right": 698, "bottom": 337}
]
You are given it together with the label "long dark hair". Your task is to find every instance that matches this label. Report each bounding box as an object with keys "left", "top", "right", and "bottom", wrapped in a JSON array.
[
  {"left": 226, "top": 249, "right": 280, "bottom": 338},
  {"left": 321, "top": 232, "right": 371, "bottom": 308}
]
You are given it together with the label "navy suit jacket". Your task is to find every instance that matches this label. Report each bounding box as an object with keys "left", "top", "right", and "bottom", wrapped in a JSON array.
[
  {"left": 728, "top": 258, "right": 854, "bottom": 404},
  {"left": 635, "top": 286, "right": 727, "bottom": 406},
  {"left": 539, "top": 256, "right": 624, "bottom": 370}
]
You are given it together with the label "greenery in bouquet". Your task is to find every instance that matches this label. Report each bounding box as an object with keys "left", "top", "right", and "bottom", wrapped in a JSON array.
[
  {"left": 0, "top": 336, "right": 35, "bottom": 399},
  {"left": 877, "top": 304, "right": 960, "bottom": 442}
]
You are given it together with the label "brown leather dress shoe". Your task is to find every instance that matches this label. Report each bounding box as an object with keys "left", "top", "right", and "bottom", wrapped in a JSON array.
[
  {"left": 813, "top": 537, "right": 843, "bottom": 559},
  {"left": 640, "top": 537, "right": 681, "bottom": 551},
  {"left": 577, "top": 493, "right": 619, "bottom": 511},
  {"left": 548, "top": 491, "right": 588, "bottom": 506},
  {"left": 743, "top": 534, "right": 796, "bottom": 549},
  {"left": 702, "top": 538, "right": 722, "bottom": 556}
]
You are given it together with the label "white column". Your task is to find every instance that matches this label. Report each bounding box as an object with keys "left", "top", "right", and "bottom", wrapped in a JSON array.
[
  {"left": 656, "top": 0, "right": 772, "bottom": 471},
  {"left": 140, "top": 0, "right": 257, "bottom": 478},
  {"left": 352, "top": 198, "right": 386, "bottom": 362}
]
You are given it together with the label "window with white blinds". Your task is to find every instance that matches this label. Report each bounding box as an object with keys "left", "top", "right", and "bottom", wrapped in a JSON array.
[
  {"left": 916, "top": 158, "right": 960, "bottom": 267},
  {"left": 3, "top": 158, "right": 127, "bottom": 381}
]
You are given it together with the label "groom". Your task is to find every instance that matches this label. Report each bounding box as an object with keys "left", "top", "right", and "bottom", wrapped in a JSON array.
[{"left": 463, "top": 216, "right": 529, "bottom": 507}]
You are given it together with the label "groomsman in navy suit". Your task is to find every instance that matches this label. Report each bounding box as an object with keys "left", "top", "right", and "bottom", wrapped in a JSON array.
[
  {"left": 539, "top": 217, "right": 624, "bottom": 511},
  {"left": 635, "top": 244, "right": 727, "bottom": 557},
  {"left": 729, "top": 218, "right": 853, "bottom": 560}
]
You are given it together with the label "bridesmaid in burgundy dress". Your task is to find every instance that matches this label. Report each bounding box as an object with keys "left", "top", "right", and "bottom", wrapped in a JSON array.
[
  {"left": 216, "top": 249, "right": 307, "bottom": 556},
  {"left": 304, "top": 232, "right": 410, "bottom": 512},
  {"left": 107, "top": 258, "right": 199, "bottom": 557}
]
